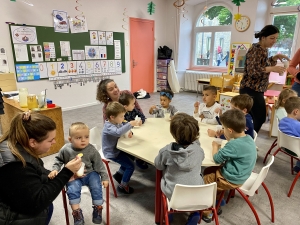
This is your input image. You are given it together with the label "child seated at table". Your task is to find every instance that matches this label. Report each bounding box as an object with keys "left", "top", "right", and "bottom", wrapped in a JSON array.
[
  {"left": 154, "top": 113, "right": 204, "bottom": 225},
  {"left": 193, "top": 85, "right": 220, "bottom": 124},
  {"left": 49, "top": 122, "right": 109, "bottom": 225},
  {"left": 119, "top": 92, "right": 146, "bottom": 125},
  {"left": 149, "top": 89, "right": 178, "bottom": 119},
  {"left": 275, "top": 89, "right": 297, "bottom": 120},
  {"left": 202, "top": 109, "right": 257, "bottom": 223},
  {"left": 207, "top": 94, "right": 254, "bottom": 139},
  {"left": 278, "top": 96, "right": 300, "bottom": 172},
  {"left": 102, "top": 102, "right": 139, "bottom": 194}
]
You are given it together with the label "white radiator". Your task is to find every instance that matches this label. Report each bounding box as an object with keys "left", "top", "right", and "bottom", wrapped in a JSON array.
[{"left": 184, "top": 71, "right": 222, "bottom": 92}]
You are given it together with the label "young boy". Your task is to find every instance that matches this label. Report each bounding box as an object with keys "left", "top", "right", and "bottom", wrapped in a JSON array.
[
  {"left": 194, "top": 85, "right": 220, "bottom": 124},
  {"left": 119, "top": 92, "right": 146, "bottom": 125},
  {"left": 278, "top": 96, "right": 300, "bottom": 172},
  {"left": 154, "top": 113, "right": 204, "bottom": 225},
  {"left": 49, "top": 122, "right": 109, "bottom": 225},
  {"left": 207, "top": 94, "right": 254, "bottom": 139},
  {"left": 102, "top": 102, "right": 139, "bottom": 194},
  {"left": 202, "top": 109, "right": 257, "bottom": 223}
]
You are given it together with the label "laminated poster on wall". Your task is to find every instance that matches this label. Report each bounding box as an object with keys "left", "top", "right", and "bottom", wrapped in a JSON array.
[
  {"left": 0, "top": 47, "right": 9, "bottom": 73},
  {"left": 114, "top": 40, "right": 121, "bottom": 59},
  {"left": 67, "top": 61, "right": 77, "bottom": 75},
  {"left": 46, "top": 62, "right": 58, "bottom": 77},
  {"left": 36, "top": 63, "right": 48, "bottom": 79},
  {"left": 98, "top": 31, "right": 106, "bottom": 45},
  {"left": 11, "top": 26, "right": 38, "bottom": 44},
  {"left": 53, "top": 10, "right": 69, "bottom": 33},
  {"left": 85, "top": 46, "right": 100, "bottom": 60},
  {"left": 99, "top": 46, "right": 107, "bottom": 59},
  {"left": 90, "top": 31, "right": 99, "bottom": 45},
  {"left": 93, "top": 60, "right": 102, "bottom": 74},
  {"left": 14, "top": 44, "right": 29, "bottom": 62},
  {"left": 106, "top": 31, "right": 113, "bottom": 45},
  {"left": 72, "top": 50, "right": 85, "bottom": 60},
  {"left": 108, "top": 60, "right": 115, "bottom": 73},
  {"left": 15, "top": 64, "right": 40, "bottom": 82},
  {"left": 60, "top": 41, "right": 71, "bottom": 57},
  {"left": 30, "top": 45, "right": 44, "bottom": 62},
  {"left": 43, "top": 42, "right": 56, "bottom": 61},
  {"left": 115, "top": 60, "right": 122, "bottom": 73},
  {"left": 69, "top": 16, "right": 88, "bottom": 34},
  {"left": 57, "top": 61, "right": 68, "bottom": 76},
  {"left": 77, "top": 61, "right": 86, "bottom": 75},
  {"left": 85, "top": 61, "right": 93, "bottom": 74}
]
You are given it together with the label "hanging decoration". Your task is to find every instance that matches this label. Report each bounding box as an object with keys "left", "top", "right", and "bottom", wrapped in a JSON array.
[
  {"left": 232, "top": 0, "right": 245, "bottom": 6},
  {"left": 173, "top": 0, "right": 185, "bottom": 8},
  {"left": 232, "top": 0, "right": 245, "bottom": 21},
  {"left": 182, "top": 5, "right": 188, "bottom": 22},
  {"left": 74, "top": 0, "right": 85, "bottom": 20},
  {"left": 204, "top": 0, "right": 208, "bottom": 10},
  {"left": 147, "top": 1, "right": 156, "bottom": 15},
  {"left": 122, "top": 8, "right": 129, "bottom": 31}
]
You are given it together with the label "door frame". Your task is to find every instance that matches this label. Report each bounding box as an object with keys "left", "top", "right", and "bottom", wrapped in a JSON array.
[{"left": 129, "top": 17, "right": 155, "bottom": 92}]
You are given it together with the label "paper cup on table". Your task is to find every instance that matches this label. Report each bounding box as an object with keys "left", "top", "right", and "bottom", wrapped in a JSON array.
[
  {"left": 124, "top": 130, "right": 131, "bottom": 138},
  {"left": 164, "top": 112, "right": 171, "bottom": 121},
  {"left": 215, "top": 125, "right": 223, "bottom": 132},
  {"left": 76, "top": 162, "right": 85, "bottom": 177}
]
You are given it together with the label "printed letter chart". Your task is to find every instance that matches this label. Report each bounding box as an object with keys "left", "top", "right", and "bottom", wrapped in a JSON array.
[
  {"left": 77, "top": 61, "right": 86, "bottom": 75},
  {"left": 67, "top": 61, "right": 77, "bottom": 75},
  {"left": 108, "top": 60, "right": 115, "bottom": 73},
  {"left": 115, "top": 60, "right": 122, "bottom": 74},
  {"left": 16, "top": 64, "right": 40, "bottom": 82},
  {"left": 101, "top": 60, "right": 108, "bottom": 73},
  {"left": 47, "top": 62, "right": 58, "bottom": 77},
  {"left": 93, "top": 60, "right": 102, "bottom": 74},
  {"left": 58, "top": 62, "right": 68, "bottom": 76},
  {"left": 85, "top": 61, "right": 93, "bottom": 74}
]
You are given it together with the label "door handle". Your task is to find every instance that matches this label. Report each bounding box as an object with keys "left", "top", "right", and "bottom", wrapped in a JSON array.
[{"left": 133, "top": 60, "right": 138, "bottom": 68}]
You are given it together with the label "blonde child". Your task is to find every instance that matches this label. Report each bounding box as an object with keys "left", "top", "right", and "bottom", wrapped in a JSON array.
[
  {"left": 194, "top": 85, "right": 221, "bottom": 124},
  {"left": 49, "top": 122, "right": 109, "bottom": 225},
  {"left": 154, "top": 113, "right": 204, "bottom": 225},
  {"left": 149, "top": 89, "right": 178, "bottom": 118},
  {"left": 275, "top": 88, "right": 297, "bottom": 120},
  {"left": 102, "top": 102, "right": 139, "bottom": 194}
]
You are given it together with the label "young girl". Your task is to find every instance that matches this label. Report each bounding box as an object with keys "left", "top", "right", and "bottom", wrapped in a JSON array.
[
  {"left": 149, "top": 89, "right": 178, "bottom": 118},
  {"left": 275, "top": 88, "right": 297, "bottom": 120}
]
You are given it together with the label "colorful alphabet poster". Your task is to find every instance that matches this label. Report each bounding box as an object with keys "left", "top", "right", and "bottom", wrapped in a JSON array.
[
  {"left": 15, "top": 64, "right": 40, "bottom": 82},
  {"left": 228, "top": 42, "right": 251, "bottom": 75}
]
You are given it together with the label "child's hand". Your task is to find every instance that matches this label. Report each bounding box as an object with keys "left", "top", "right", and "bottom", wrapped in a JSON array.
[
  {"left": 129, "top": 120, "right": 139, "bottom": 127},
  {"left": 207, "top": 129, "right": 216, "bottom": 137},
  {"left": 65, "top": 157, "right": 82, "bottom": 174},
  {"left": 215, "top": 108, "right": 222, "bottom": 114},
  {"left": 212, "top": 141, "right": 221, "bottom": 148},
  {"left": 150, "top": 105, "right": 157, "bottom": 110},
  {"left": 48, "top": 170, "right": 58, "bottom": 179},
  {"left": 216, "top": 129, "right": 224, "bottom": 137},
  {"left": 194, "top": 101, "right": 200, "bottom": 108},
  {"left": 138, "top": 120, "right": 142, "bottom": 126},
  {"left": 128, "top": 131, "right": 133, "bottom": 138},
  {"left": 199, "top": 114, "right": 205, "bottom": 119},
  {"left": 102, "top": 180, "right": 109, "bottom": 188}
]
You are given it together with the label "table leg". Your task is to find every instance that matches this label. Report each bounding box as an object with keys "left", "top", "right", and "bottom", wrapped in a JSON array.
[
  {"left": 196, "top": 82, "right": 199, "bottom": 97},
  {"left": 155, "top": 169, "right": 162, "bottom": 224}
]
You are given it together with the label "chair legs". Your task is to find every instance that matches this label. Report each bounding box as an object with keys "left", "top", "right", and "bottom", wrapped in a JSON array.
[
  {"left": 261, "top": 182, "right": 274, "bottom": 222},
  {"left": 102, "top": 159, "right": 118, "bottom": 198},
  {"left": 288, "top": 171, "right": 300, "bottom": 197},
  {"left": 263, "top": 139, "right": 277, "bottom": 164}
]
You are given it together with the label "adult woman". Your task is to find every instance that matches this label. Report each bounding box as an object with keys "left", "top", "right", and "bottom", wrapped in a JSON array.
[
  {"left": 240, "top": 25, "right": 289, "bottom": 133},
  {"left": 0, "top": 112, "right": 81, "bottom": 225},
  {"left": 288, "top": 48, "right": 300, "bottom": 96}
]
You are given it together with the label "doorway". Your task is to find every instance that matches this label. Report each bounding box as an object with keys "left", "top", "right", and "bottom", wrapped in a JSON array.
[{"left": 130, "top": 18, "right": 155, "bottom": 93}]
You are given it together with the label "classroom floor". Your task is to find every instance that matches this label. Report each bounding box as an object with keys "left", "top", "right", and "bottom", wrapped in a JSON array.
[{"left": 41, "top": 91, "right": 300, "bottom": 225}]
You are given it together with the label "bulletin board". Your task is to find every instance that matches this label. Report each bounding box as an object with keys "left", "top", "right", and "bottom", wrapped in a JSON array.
[
  {"left": 8, "top": 24, "right": 125, "bottom": 82},
  {"left": 227, "top": 42, "right": 251, "bottom": 75}
]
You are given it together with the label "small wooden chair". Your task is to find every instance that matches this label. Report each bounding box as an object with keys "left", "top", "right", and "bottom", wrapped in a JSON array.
[{"left": 210, "top": 76, "right": 223, "bottom": 102}]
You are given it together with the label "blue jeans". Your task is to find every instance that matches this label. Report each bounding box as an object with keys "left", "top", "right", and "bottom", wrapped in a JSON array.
[
  {"left": 109, "top": 151, "right": 135, "bottom": 185},
  {"left": 292, "top": 82, "right": 300, "bottom": 97},
  {"left": 46, "top": 203, "right": 53, "bottom": 225},
  {"left": 66, "top": 171, "right": 103, "bottom": 206}
]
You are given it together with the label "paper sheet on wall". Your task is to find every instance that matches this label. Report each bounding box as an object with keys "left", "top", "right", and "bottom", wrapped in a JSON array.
[
  {"left": 43, "top": 42, "right": 56, "bottom": 61},
  {"left": 114, "top": 40, "right": 121, "bottom": 59},
  {"left": 90, "top": 31, "right": 99, "bottom": 45},
  {"left": 60, "top": 41, "right": 71, "bottom": 57},
  {"left": 85, "top": 46, "right": 99, "bottom": 60},
  {"left": 99, "top": 46, "right": 107, "bottom": 59},
  {"left": 11, "top": 26, "right": 38, "bottom": 44},
  {"left": 46, "top": 62, "right": 58, "bottom": 77},
  {"left": 77, "top": 61, "right": 86, "bottom": 75},
  {"left": 14, "top": 44, "right": 29, "bottom": 62},
  {"left": 98, "top": 31, "right": 106, "bottom": 45},
  {"left": 53, "top": 10, "right": 69, "bottom": 33},
  {"left": 115, "top": 60, "right": 122, "bottom": 73},
  {"left": 0, "top": 47, "right": 9, "bottom": 73},
  {"left": 30, "top": 45, "right": 44, "bottom": 62},
  {"left": 69, "top": 16, "right": 88, "bottom": 33},
  {"left": 67, "top": 61, "right": 77, "bottom": 75},
  {"left": 36, "top": 63, "right": 48, "bottom": 78},
  {"left": 106, "top": 31, "right": 113, "bottom": 45},
  {"left": 72, "top": 50, "right": 85, "bottom": 60}
]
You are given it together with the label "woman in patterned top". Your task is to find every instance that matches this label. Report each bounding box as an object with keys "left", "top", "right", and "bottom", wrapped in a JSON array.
[{"left": 240, "top": 25, "right": 289, "bottom": 133}]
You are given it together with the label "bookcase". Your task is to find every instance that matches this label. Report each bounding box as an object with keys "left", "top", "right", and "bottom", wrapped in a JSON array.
[{"left": 156, "top": 59, "right": 171, "bottom": 91}]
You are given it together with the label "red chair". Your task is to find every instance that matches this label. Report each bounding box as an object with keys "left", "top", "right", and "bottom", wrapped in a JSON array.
[
  {"left": 161, "top": 183, "right": 219, "bottom": 225},
  {"left": 220, "top": 156, "right": 275, "bottom": 225},
  {"left": 62, "top": 185, "right": 110, "bottom": 225},
  {"left": 272, "top": 129, "right": 300, "bottom": 196}
]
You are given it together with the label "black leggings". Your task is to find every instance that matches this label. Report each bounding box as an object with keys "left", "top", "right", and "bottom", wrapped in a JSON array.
[{"left": 240, "top": 87, "right": 266, "bottom": 133}]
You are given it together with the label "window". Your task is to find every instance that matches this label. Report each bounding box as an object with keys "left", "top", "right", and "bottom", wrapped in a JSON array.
[
  {"left": 272, "top": 0, "right": 300, "bottom": 7},
  {"left": 194, "top": 6, "right": 232, "bottom": 68}
]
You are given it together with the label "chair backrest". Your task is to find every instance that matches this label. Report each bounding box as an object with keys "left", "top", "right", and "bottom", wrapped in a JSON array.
[
  {"left": 253, "top": 130, "right": 258, "bottom": 142},
  {"left": 210, "top": 76, "right": 223, "bottom": 88},
  {"left": 89, "top": 127, "right": 101, "bottom": 150},
  {"left": 222, "top": 74, "right": 235, "bottom": 92},
  {"left": 244, "top": 156, "right": 274, "bottom": 196},
  {"left": 277, "top": 129, "right": 300, "bottom": 157},
  {"left": 168, "top": 182, "right": 217, "bottom": 211}
]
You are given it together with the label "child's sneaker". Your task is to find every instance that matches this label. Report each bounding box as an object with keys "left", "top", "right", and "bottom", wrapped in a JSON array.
[
  {"left": 136, "top": 159, "right": 149, "bottom": 169},
  {"left": 92, "top": 205, "right": 103, "bottom": 224},
  {"left": 201, "top": 213, "right": 212, "bottom": 223},
  {"left": 112, "top": 172, "right": 123, "bottom": 184},
  {"left": 72, "top": 208, "right": 84, "bottom": 225},
  {"left": 117, "top": 184, "right": 134, "bottom": 194},
  {"left": 186, "top": 212, "right": 200, "bottom": 225}
]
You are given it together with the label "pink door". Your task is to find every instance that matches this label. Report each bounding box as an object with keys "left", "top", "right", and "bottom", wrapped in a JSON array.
[{"left": 130, "top": 18, "right": 155, "bottom": 93}]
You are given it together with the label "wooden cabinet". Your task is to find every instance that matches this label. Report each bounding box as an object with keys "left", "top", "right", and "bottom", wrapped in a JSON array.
[{"left": 0, "top": 98, "right": 65, "bottom": 158}]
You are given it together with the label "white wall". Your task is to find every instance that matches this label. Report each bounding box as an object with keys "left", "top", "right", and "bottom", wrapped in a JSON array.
[{"left": 0, "top": 0, "right": 168, "bottom": 110}]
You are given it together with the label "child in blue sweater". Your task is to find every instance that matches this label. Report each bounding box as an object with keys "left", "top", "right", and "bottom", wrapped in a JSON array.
[
  {"left": 102, "top": 102, "right": 139, "bottom": 194},
  {"left": 202, "top": 109, "right": 257, "bottom": 223}
]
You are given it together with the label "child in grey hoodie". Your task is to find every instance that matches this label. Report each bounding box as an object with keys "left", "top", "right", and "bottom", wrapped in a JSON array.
[{"left": 154, "top": 113, "right": 204, "bottom": 225}]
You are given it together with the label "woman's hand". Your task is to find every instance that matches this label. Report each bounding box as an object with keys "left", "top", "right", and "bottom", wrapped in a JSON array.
[
  {"left": 271, "top": 66, "right": 286, "bottom": 74},
  {"left": 273, "top": 54, "right": 290, "bottom": 62},
  {"left": 65, "top": 157, "right": 82, "bottom": 174}
]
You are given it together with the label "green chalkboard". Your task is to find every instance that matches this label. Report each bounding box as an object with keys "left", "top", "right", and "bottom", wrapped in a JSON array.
[{"left": 9, "top": 24, "right": 125, "bottom": 81}]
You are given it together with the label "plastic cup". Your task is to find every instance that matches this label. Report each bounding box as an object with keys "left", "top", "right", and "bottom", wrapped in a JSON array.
[
  {"left": 76, "top": 162, "right": 85, "bottom": 177},
  {"left": 215, "top": 125, "right": 222, "bottom": 132},
  {"left": 164, "top": 112, "right": 171, "bottom": 121},
  {"left": 279, "top": 61, "right": 289, "bottom": 76}
]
